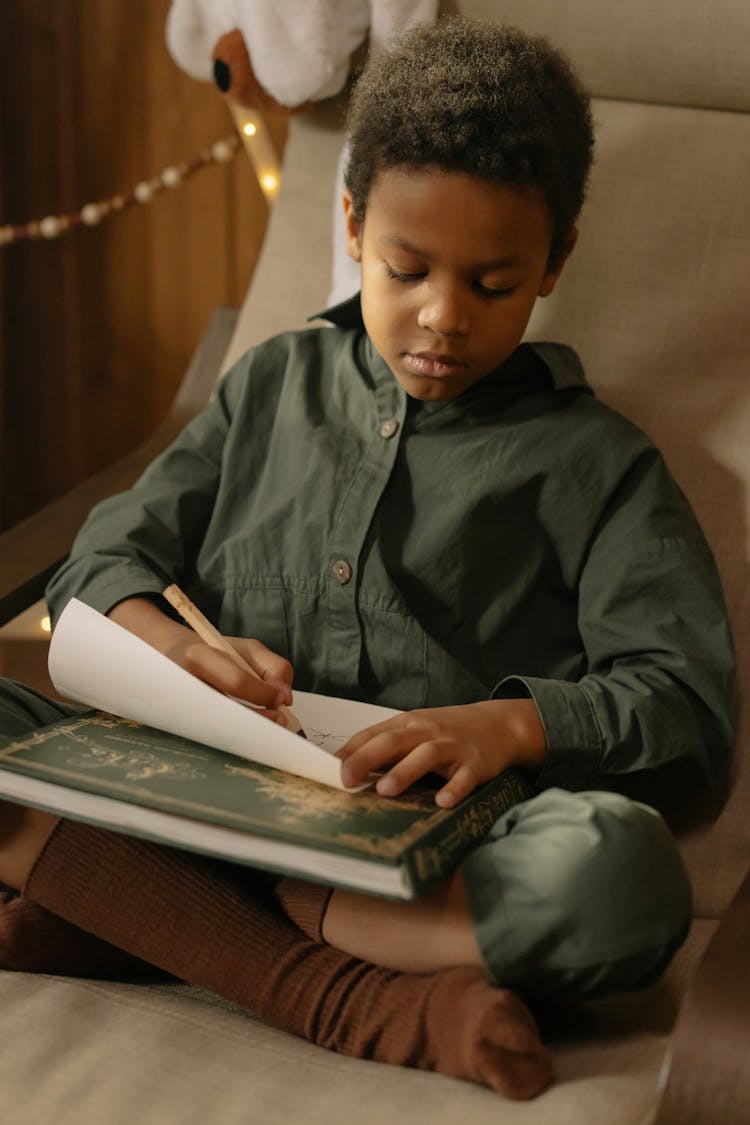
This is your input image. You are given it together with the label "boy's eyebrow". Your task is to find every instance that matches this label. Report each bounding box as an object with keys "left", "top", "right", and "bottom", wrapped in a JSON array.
[{"left": 381, "top": 234, "right": 527, "bottom": 269}]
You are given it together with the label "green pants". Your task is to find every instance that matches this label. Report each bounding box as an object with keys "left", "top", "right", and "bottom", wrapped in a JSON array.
[
  {"left": 462, "top": 787, "right": 691, "bottom": 998},
  {"left": 0, "top": 677, "right": 691, "bottom": 1000}
]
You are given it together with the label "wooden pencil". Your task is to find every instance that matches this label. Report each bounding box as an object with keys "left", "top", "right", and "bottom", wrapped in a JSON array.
[{"left": 162, "top": 583, "right": 306, "bottom": 737}]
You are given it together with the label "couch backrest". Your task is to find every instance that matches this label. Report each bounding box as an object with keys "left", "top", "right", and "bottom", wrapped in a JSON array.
[{"left": 225, "top": 0, "right": 750, "bottom": 919}]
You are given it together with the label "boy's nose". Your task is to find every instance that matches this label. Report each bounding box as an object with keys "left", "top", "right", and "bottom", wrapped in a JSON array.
[{"left": 417, "top": 285, "right": 470, "bottom": 337}]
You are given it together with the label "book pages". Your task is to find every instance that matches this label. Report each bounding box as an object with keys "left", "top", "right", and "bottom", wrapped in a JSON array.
[{"left": 48, "top": 599, "right": 399, "bottom": 789}]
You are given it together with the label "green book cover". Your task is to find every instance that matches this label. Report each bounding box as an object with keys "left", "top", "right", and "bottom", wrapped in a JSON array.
[{"left": 0, "top": 711, "right": 533, "bottom": 900}]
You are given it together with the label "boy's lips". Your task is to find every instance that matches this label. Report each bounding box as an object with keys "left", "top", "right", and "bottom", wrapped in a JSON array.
[{"left": 402, "top": 351, "right": 468, "bottom": 377}]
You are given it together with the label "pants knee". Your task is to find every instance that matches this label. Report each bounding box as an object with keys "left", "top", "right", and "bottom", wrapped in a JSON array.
[
  {"left": 0, "top": 677, "right": 78, "bottom": 739},
  {"left": 464, "top": 789, "right": 692, "bottom": 1000}
]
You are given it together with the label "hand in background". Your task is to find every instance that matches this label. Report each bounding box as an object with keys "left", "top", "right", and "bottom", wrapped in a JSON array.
[{"left": 337, "top": 699, "right": 547, "bottom": 807}]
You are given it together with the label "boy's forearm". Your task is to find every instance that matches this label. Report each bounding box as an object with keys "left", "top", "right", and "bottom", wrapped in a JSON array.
[
  {"left": 107, "top": 595, "right": 291, "bottom": 712},
  {"left": 108, "top": 596, "right": 192, "bottom": 655}
]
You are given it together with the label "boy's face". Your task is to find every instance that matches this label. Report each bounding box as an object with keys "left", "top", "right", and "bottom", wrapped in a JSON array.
[{"left": 343, "top": 168, "right": 574, "bottom": 401}]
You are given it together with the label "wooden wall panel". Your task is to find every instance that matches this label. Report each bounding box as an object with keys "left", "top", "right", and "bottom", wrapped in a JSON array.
[{"left": 0, "top": 0, "right": 284, "bottom": 529}]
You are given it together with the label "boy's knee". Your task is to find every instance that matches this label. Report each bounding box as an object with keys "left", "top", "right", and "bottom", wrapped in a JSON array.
[
  {"left": 463, "top": 788, "right": 692, "bottom": 999},
  {"left": 0, "top": 677, "right": 78, "bottom": 739}
]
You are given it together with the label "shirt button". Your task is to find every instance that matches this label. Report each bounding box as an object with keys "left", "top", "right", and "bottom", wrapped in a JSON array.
[
  {"left": 380, "top": 418, "right": 399, "bottom": 439},
  {"left": 332, "top": 559, "right": 352, "bottom": 584}
]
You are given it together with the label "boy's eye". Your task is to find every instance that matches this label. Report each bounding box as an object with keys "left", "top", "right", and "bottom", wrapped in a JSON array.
[
  {"left": 383, "top": 261, "right": 516, "bottom": 300},
  {"left": 384, "top": 262, "right": 424, "bottom": 283},
  {"left": 384, "top": 261, "right": 516, "bottom": 299},
  {"left": 476, "top": 282, "right": 516, "bottom": 299}
]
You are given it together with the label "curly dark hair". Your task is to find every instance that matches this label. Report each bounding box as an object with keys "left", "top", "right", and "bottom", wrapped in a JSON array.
[{"left": 345, "top": 19, "right": 595, "bottom": 262}]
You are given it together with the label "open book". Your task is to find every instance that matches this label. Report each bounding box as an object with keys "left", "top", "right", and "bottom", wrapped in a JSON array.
[
  {"left": 0, "top": 599, "right": 532, "bottom": 899},
  {"left": 48, "top": 598, "right": 396, "bottom": 790}
]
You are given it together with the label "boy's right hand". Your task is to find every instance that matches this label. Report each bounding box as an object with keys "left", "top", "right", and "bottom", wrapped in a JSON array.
[
  {"left": 108, "top": 596, "right": 294, "bottom": 717},
  {"left": 166, "top": 633, "right": 294, "bottom": 714}
]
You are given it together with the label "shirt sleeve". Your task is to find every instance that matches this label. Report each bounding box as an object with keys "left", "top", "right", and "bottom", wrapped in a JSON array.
[
  {"left": 45, "top": 361, "right": 243, "bottom": 624},
  {"left": 492, "top": 447, "right": 736, "bottom": 793}
]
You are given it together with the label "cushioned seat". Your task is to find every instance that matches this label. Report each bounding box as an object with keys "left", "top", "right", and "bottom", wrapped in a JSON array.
[
  {"left": 0, "top": 923, "right": 718, "bottom": 1125},
  {"left": 0, "top": 1, "right": 748, "bottom": 1121}
]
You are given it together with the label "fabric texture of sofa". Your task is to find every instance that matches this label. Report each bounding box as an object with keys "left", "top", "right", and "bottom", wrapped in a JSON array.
[{"left": 0, "top": 1, "right": 748, "bottom": 1121}]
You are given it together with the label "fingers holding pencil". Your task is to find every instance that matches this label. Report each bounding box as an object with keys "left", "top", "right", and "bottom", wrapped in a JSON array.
[
  {"left": 237, "top": 638, "right": 296, "bottom": 707},
  {"left": 162, "top": 584, "right": 306, "bottom": 737},
  {"left": 177, "top": 638, "right": 289, "bottom": 708}
]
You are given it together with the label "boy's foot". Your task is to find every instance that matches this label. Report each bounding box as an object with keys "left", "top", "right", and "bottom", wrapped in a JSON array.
[{"left": 378, "top": 964, "right": 553, "bottom": 1098}]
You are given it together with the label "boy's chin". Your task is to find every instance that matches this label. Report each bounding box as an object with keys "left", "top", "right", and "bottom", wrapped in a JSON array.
[{"left": 394, "top": 371, "right": 480, "bottom": 402}]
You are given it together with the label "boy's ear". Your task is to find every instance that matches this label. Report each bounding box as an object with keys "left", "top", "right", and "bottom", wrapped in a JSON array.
[
  {"left": 342, "top": 190, "right": 363, "bottom": 262},
  {"left": 538, "top": 226, "right": 579, "bottom": 297}
]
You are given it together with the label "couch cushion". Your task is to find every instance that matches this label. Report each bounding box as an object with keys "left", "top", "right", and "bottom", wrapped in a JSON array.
[{"left": 0, "top": 919, "right": 715, "bottom": 1125}]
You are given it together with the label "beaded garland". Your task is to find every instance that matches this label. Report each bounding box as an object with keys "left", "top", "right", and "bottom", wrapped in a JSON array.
[{"left": 0, "top": 134, "right": 241, "bottom": 247}]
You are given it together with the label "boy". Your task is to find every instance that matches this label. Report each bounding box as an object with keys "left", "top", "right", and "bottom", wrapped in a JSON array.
[{"left": 0, "top": 19, "right": 735, "bottom": 1100}]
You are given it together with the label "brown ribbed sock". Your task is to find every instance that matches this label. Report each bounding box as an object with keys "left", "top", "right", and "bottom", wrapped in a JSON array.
[
  {"left": 0, "top": 887, "right": 164, "bottom": 979},
  {"left": 275, "top": 876, "right": 333, "bottom": 941},
  {"left": 24, "top": 820, "right": 552, "bottom": 1099}
]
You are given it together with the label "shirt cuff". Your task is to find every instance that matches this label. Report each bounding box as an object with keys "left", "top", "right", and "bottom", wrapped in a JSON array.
[
  {"left": 48, "top": 563, "right": 168, "bottom": 626},
  {"left": 490, "top": 674, "right": 603, "bottom": 790}
]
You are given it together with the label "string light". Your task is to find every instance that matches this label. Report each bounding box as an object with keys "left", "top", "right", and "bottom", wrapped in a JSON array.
[
  {"left": 0, "top": 133, "right": 243, "bottom": 246},
  {"left": 229, "top": 105, "right": 282, "bottom": 202},
  {"left": 0, "top": 107, "right": 284, "bottom": 242},
  {"left": 260, "top": 171, "right": 280, "bottom": 195}
]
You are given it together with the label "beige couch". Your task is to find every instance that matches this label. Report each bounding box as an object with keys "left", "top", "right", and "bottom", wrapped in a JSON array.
[{"left": 1, "top": 1, "right": 749, "bottom": 1121}]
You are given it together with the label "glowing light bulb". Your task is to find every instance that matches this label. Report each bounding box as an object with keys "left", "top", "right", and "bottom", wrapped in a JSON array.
[
  {"left": 229, "top": 103, "right": 282, "bottom": 202},
  {"left": 40, "top": 615, "right": 52, "bottom": 634}
]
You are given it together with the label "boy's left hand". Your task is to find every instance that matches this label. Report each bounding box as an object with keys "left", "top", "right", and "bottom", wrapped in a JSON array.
[{"left": 337, "top": 699, "right": 547, "bottom": 807}]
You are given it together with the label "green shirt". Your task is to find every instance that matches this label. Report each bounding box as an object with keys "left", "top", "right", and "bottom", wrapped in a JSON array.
[{"left": 47, "top": 297, "right": 735, "bottom": 797}]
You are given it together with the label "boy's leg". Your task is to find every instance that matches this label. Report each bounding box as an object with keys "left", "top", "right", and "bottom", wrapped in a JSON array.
[
  {"left": 0, "top": 887, "right": 166, "bottom": 978},
  {"left": 0, "top": 803, "right": 60, "bottom": 892},
  {"left": 463, "top": 788, "right": 692, "bottom": 999},
  {"left": 0, "top": 676, "right": 81, "bottom": 736},
  {"left": 276, "top": 868, "right": 484, "bottom": 973},
  {"left": 278, "top": 789, "right": 692, "bottom": 999},
  {"left": 9, "top": 817, "right": 552, "bottom": 1098}
]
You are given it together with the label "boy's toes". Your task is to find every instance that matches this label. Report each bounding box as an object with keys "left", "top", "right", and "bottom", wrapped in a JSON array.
[{"left": 463, "top": 975, "right": 553, "bottom": 1099}]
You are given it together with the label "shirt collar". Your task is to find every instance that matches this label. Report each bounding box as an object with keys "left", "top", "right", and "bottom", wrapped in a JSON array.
[
  {"left": 526, "top": 342, "right": 591, "bottom": 392},
  {"left": 308, "top": 293, "right": 365, "bottom": 330}
]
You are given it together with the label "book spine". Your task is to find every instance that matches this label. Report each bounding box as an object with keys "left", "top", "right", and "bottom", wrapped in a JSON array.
[{"left": 402, "top": 770, "right": 533, "bottom": 896}]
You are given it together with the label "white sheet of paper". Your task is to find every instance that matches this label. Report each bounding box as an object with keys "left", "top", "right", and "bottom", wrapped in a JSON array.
[{"left": 48, "top": 599, "right": 399, "bottom": 790}]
